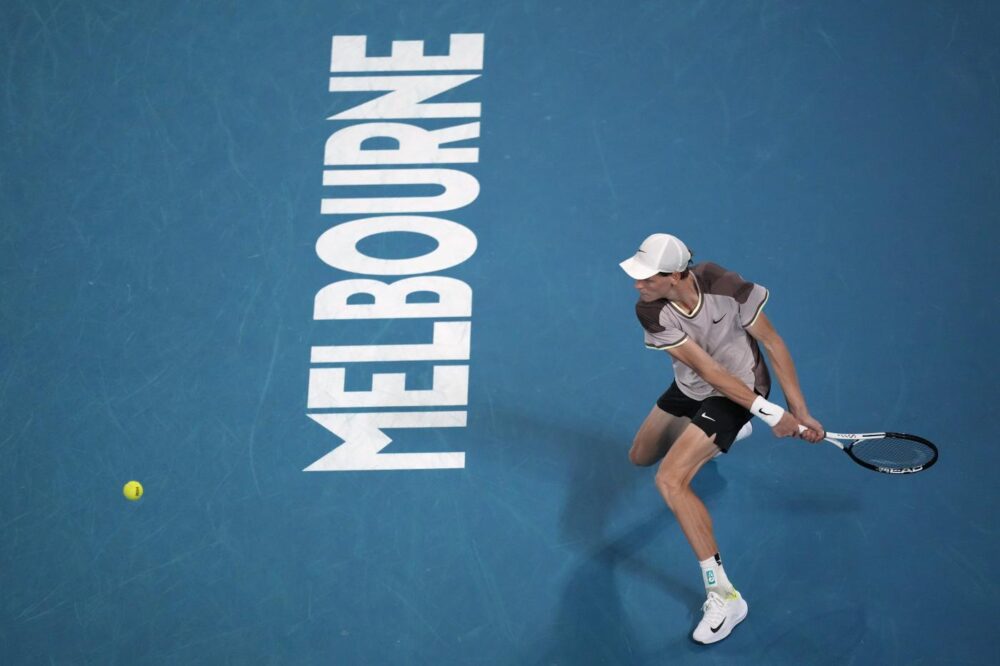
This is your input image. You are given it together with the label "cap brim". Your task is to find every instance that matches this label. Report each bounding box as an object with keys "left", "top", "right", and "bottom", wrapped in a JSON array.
[{"left": 619, "top": 256, "right": 658, "bottom": 280}]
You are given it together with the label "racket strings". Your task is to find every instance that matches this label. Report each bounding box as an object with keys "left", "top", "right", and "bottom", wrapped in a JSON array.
[{"left": 851, "top": 436, "right": 936, "bottom": 469}]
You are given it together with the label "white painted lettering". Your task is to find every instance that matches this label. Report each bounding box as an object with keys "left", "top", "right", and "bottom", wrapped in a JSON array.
[
  {"left": 328, "top": 75, "right": 480, "bottom": 120},
  {"left": 331, "top": 34, "right": 483, "bottom": 72},
  {"left": 324, "top": 122, "right": 480, "bottom": 165},
  {"left": 310, "top": 321, "right": 470, "bottom": 363},
  {"left": 313, "top": 277, "right": 472, "bottom": 320},
  {"left": 307, "top": 365, "right": 469, "bottom": 408},
  {"left": 307, "top": 32, "right": 485, "bottom": 472},
  {"left": 321, "top": 169, "right": 479, "bottom": 214},
  {"left": 315, "top": 215, "right": 477, "bottom": 274},
  {"left": 305, "top": 411, "right": 467, "bottom": 471}
]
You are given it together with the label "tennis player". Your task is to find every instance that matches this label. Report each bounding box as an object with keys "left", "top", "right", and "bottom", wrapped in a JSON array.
[{"left": 620, "top": 233, "right": 824, "bottom": 644}]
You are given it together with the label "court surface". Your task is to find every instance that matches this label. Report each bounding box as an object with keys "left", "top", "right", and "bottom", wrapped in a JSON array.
[{"left": 2, "top": 1, "right": 998, "bottom": 664}]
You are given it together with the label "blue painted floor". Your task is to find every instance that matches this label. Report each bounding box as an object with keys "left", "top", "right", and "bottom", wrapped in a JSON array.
[{"left": 2, "top": 1, "right": 998, "bottom": 664}]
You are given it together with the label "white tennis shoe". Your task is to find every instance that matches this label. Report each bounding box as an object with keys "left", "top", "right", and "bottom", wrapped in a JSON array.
[{"left": 692, "top": 590, "right": 748, "bottom": 644}]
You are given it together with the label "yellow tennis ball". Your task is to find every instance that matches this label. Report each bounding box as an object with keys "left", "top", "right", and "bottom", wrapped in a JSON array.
[{"left": 123, "top": 480, "right": 143, "bottom": 501}]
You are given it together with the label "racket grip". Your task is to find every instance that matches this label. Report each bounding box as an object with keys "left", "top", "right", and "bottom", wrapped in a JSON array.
[{"left": 797, "top": 423, "right": 829, "bottom": 440}]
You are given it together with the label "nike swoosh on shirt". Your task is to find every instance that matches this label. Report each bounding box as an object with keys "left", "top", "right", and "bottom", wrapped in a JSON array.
[{"left": 712, "top": 314, "right": 727, "bottom": 324}]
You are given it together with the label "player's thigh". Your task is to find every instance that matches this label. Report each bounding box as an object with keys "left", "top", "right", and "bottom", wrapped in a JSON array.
[
  {"left": 630, "top": 404, "right": 689, "bottom": 466},
  {"left": 656, "top": 422, "right": 720, "bottom": 489},
  {"left": 690, "top": 396, "right": 753, "bottom": 453}
]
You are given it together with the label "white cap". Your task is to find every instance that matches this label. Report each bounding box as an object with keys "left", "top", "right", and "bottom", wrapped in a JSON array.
[{"left": 619, "top": 234, "right": 691, "bottom": 279}]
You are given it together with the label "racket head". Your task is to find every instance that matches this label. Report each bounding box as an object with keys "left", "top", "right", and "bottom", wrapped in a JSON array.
[{"left": 844, "top": 432, "right": 938, "bottom": 474}]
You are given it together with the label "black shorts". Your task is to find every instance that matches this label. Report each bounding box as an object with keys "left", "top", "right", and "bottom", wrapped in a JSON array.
[{"left": 655, "top": 382, "right": 761, "bottom": 453}]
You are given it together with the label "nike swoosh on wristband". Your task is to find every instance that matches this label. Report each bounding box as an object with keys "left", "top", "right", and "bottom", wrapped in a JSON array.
[
  {"left": 760, "top": 409, "right": 772, "bottom": 416},
  {"left": 711, "top": 619, "right": 726, "bottom": 633}
]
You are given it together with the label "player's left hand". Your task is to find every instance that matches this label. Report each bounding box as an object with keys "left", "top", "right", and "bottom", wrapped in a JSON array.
[{"left": 771, "top": 411, "right": 802, "bottom": 438}]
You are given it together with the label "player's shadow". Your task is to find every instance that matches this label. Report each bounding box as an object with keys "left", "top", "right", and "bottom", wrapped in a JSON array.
[
  {"left": 497, "top": 408, "right": 727, "bottom": 665},
  {"left": 531, "top": 466, "right": 727, "bottom": 665},
  {"left": 760, "top": 491, "right": 862, "bottom": 515}
]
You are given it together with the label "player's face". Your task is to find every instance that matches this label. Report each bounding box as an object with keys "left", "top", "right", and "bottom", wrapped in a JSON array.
[{"left": 634, "top": 273, "right": 675, "bottom": 301}]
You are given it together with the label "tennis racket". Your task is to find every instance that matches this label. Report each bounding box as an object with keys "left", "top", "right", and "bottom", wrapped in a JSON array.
[{"left": 799, "top": 426, "right": 938, "bottom": 475}]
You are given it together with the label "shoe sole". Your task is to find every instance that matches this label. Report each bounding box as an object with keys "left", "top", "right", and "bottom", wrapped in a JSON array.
[{"left": 692, "top": 599, "right": 749, "bottom": 645}]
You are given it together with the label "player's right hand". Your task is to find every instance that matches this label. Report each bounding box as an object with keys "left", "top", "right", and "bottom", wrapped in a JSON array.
[{"left": 795, "top": 413, "right": 825, "bottom": 443}]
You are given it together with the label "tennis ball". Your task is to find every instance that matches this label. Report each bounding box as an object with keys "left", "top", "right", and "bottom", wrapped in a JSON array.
[{"left": 123, "top": 480, "right": 143, "bottom": 501}]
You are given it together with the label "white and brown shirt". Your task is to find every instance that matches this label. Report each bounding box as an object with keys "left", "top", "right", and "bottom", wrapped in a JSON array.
[{"left": 636, "top": 262, "right": 771, "bottom": 401}]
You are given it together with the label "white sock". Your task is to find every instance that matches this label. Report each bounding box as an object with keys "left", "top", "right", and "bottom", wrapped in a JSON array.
[{"left": 699, "top": 553, "right": 737, "bottom": 597}]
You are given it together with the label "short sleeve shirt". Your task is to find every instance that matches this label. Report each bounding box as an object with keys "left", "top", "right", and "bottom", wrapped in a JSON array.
[{"left": 635, "top": 262, "right": 771, "bottom": 401}]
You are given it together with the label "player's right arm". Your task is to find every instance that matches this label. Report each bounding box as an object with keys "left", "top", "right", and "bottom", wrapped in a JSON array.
[{"left": 666, "top": 339, "right": 802, "bottom": 438}]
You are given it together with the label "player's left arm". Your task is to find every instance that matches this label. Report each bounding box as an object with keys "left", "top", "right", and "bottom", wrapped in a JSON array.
[{"left": 746, "top": 312, "right": 825, "bottom": 442}]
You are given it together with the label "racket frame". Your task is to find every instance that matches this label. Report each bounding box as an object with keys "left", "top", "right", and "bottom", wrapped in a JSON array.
[{"left": 822, "top": 430, "right": 938, "bottom": 475}]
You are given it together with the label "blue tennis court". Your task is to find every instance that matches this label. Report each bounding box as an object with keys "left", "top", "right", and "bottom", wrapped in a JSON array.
[{"left": 2, "top": 1, "right": 998, "bottom": 664}]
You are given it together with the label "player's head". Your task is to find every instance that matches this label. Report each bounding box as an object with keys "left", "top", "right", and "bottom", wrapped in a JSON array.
[
  {"left": 619, "top": 234, "right": 692, "bottom": 280},
  {"left": 620, "top": 234, "right": 693, "bottom": 301}
]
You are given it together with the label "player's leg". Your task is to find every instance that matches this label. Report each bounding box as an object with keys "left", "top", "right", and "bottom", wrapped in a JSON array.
[
  {"left": 656, "top": 401, "right": 754, "bottom": 644},
  {"left": 656, "top": 396, "right": 753, "bottom": 555},
  {"left": 653, "top": 423, "right": 721, "bottom": 558},
  {"left": 629, "top": 383, "right": 698, "bottom": 467},
  {"left": 628, "top": 405, "right": 690, "bottom": 466}
]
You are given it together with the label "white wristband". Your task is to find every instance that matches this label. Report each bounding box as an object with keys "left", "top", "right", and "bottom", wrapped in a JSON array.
[{"left": 751, "top": 396, "right": 785, "bottom": 427}]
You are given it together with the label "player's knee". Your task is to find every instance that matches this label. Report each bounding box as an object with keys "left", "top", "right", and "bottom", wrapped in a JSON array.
[
  {"left": 654, "top": 467, "right": 687, "bottom": 505},
  {"left": 629, "top": 440, "right": 655, "bottom": 467}
]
